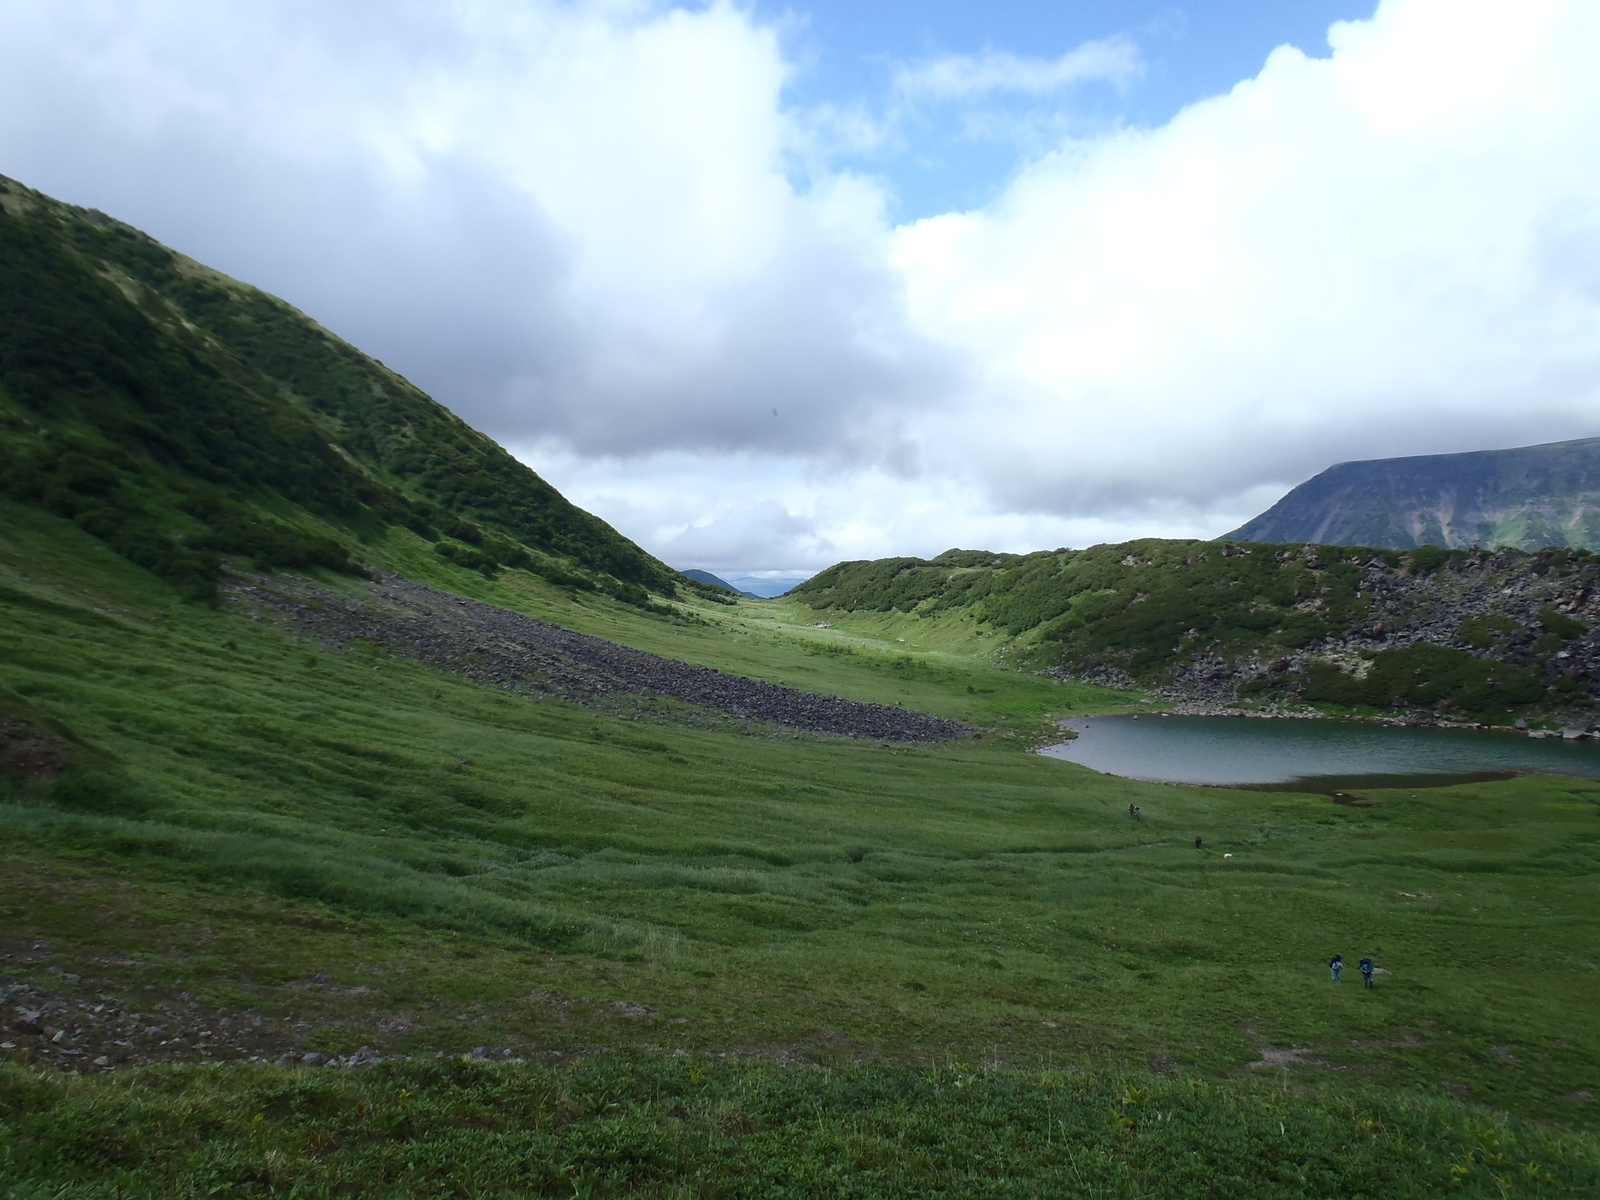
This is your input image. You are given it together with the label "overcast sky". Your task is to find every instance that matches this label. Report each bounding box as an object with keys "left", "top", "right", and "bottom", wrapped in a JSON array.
[{"left": 4, "top": 0, "right": 1600, "bottom": 577}]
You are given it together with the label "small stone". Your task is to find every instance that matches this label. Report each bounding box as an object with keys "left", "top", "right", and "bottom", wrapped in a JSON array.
[
  {"left": 302, "top": 1052, "right": 328, "bottom": 1066},
  {"left": 51, "top": 1029, "right": 69, "bottom": 1044},
  {"left": 93, "top": 1055, "right": 110, "bottom": 1067},
  {"left": 14, "top": 1011, "right": 42, "bottom": 1035}
]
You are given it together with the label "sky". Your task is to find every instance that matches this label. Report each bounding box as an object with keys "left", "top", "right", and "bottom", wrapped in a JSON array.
[{"left": 4, "top": 0, "right": 1600, "bottom": 580}]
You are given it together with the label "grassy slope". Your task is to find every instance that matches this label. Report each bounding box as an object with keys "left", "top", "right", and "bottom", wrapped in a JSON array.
[
  {"left": 0, "top": 173, "right": 684, "bottom": 600},
  {"left": 4, "top": 502, "right": 1599, "bottom": 1148}
]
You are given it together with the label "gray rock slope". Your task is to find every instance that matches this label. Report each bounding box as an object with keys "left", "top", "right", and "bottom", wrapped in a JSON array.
[
  {"left": 1229, "top": 437, "right": 1600, "bottom": 550},
  {"left": 231, "top": 574, "right": 968, "bottom": 743}
]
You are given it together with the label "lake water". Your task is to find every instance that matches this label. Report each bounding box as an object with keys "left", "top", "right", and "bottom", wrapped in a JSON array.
[{"left": 1038, "top": 715, "right": 1600, "bottom": 791}]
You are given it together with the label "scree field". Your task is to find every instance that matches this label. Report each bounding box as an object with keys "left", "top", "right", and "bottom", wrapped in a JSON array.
[{"left": 3, "top": 501, "right": 1599, "bottom": 1198}]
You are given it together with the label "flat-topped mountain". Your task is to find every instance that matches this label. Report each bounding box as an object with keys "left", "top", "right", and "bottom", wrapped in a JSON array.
[{"left": 1228, "top": 436, "right": 1600, "bottom": 550}]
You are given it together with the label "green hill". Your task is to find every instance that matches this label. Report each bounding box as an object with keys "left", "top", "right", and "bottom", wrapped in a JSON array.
[
  {"left": 1228, "top": 437, "right": 1600, "bottom": 550},
  {"left": 790, "top": 539, "right": 1600, "bottom": 723},
  {"left": 0, "top": 173, "right": 689, "bottom": 605}
]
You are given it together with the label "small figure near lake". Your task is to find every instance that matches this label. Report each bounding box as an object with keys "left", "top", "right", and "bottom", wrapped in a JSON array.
[
  {"left": 1329, "top": 954, "right": 1342, "bottom": 982},
  {"left": 1360, "top": 957, "right": 1376, "bottom": 989},
  {"left": 1195, "top": 835, "right": 1203, "bottom": 849}
]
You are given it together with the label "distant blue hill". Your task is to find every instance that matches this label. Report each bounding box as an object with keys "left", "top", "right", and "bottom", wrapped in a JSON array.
[
  {"left": 1228, "top": 436, "right": 1600, "bottom": 551},
  {"left": 680, "top": 569, "right": 756, "bottom": 598}
]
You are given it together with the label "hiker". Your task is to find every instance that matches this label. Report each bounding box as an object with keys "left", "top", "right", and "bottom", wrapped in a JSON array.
[
  {"left": 1359, "top": 957, "right": 1375, "bottom": 989},
  {"left": 1132, "top": 805, "right": 1142, "bottom": 821},
  {"left": 1329, "top": 955, "right": 1342, "bottom": 982},
  {"left": 1129, "top": 803, "right": 1137, "bottom": 817},
  {"left": 1195, "top": 836, "right": 1203, "bottom": 849}
]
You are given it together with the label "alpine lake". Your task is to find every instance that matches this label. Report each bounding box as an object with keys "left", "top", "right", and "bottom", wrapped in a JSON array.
[{"left": 1040, "top": 712, "right": 1600, "bottom": 791}]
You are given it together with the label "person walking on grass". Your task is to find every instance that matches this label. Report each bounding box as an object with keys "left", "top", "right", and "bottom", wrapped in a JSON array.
[
  {"left": 1329, "top": 955, "right": 1343, "bottom": 982},
  {"left": 1359, "top": 956, "right": 1375, "bottom": 989}
]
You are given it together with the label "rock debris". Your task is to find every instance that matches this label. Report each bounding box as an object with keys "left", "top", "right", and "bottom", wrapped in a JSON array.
[{"left": 228, "top": 574, "right": 968, "bottom": 743}]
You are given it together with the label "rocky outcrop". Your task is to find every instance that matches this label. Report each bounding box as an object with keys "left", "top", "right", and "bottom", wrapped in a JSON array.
[{"left": 1055, "top": 545, "right": 1600, "bottom": 723}]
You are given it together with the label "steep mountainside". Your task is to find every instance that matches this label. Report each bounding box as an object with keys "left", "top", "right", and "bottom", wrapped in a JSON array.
[
  {"left": 794, "top": 541, "right": 1600, "bottom": 724},
  {"left": 1228, "top": 437, "right": 1600, "bottom": 550},
  {"left": 0, "top": 174, "right": 703, "bottom": 604}
]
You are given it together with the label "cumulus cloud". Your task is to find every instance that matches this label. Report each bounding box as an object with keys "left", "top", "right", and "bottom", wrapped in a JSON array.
[
  {"left": 894, "top": 0, "right": 1600, "bottom": 524},
  {"left": 892, "top": 38, "right": 1144, "bottom": 101},
  {"left": 4, "top": 0, "right": 1600, "bottom": 574}
]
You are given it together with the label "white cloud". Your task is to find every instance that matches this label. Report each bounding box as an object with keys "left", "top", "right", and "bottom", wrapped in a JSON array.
[
  {"left": 0, "top": 0, "right": 957, "bottom": 466},
  {"left": 892, "top": 0, "right": 1600, "bottom": 524},
  {"left": 892, "top": 38, "right": 1145, "bottom": 101},
  {"left": 4, "top": 0, "right": 1600, "bottom": 573}
]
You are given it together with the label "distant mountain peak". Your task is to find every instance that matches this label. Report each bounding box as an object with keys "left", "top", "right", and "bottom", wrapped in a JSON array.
[
  {"left": 680, "top": 569, "right": 753, "bottom": 597},
  {"left": 1228, "top": 437, "right": 1600, "bottom": 551}
]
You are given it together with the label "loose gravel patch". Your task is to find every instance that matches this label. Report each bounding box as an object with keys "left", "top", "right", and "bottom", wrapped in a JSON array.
[{"left": 229, "top": 574, "right": 969, "bottom": 743}]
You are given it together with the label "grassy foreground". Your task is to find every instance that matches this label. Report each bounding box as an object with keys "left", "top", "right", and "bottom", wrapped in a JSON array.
[
  {"left": 5, "top": 1058, "right": 1597, "bottom": 1198},
  {"left": 3, "top": 504, "right": 1600, "bottom": 1194}
]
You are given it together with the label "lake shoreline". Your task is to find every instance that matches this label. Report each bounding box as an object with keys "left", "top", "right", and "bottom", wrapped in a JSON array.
[{"left": 1086, "top": 701, "right": 1600, "bottom": 742}]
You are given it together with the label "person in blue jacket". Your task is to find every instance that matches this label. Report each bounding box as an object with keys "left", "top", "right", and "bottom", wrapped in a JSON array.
[
  {"left": 1359, "top": 957, "right": 1376, "bottom": 989},
  {"left": 1329, "top": 954, "right": 1343, "bottom": 982}
]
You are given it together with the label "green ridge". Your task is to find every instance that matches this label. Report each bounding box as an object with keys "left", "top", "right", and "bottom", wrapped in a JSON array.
[
  {"left": 0, "top": 173, "right": 690, "bottom": 604},
  {"left": 788, "top": 539, "right": 1600, "bottom": 722}
]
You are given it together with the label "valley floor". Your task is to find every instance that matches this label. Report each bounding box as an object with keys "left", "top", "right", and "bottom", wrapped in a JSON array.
[{"left": 2, "top": 504, "right": 1598, "bottom": 1196}]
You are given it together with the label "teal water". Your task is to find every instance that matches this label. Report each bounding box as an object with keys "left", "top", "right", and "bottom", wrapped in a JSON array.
[{"left": 1039, "top": 715, "right": 1600, "bottom": 791}]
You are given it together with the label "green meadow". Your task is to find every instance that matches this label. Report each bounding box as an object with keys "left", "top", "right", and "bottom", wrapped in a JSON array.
[{"left": 3, "top": 502, "right": 1600, "bottom": 1196}]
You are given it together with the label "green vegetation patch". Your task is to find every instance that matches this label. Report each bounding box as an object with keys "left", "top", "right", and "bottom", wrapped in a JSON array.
[
  {"left": 1300, "top": 645, "right": 1546, "bottom": 719},
  {"left": 4, "top": 1057, "right": 1595, "bottom": 1198},
  {"left": 795, "top": 540, "right": 1379, "bottom": 674}
]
